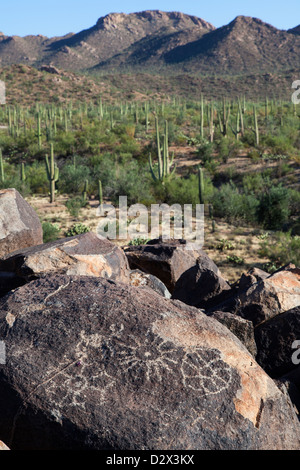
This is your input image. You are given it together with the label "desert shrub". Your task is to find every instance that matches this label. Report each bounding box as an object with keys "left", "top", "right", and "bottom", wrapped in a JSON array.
[
  {"left": 25, "top": 162, "right": 49, "bottom": 194},
  {"left": 54, "top": 131, "right": 76, "bottom": 156},
  {"left": 109, "top": 161, "right": 154, "bottom": 206},
  {"left": 257, "top": 185, "right": 290, "bottom": 230},
  {"left": 42, "top": 222, "right": 61, "bottom": 243},
  {"left": 0, "top": 172, "right": 31, "bottom": 197},
  {"left": 242, "top": 173, "right": 272, "bottom": 195},
  {"left": 211, "top": 182, "right": 259, "bottom": 224},
  {"left": 59, "top": 163, "right": 91, "bottom": 194},
  {"left": 65, "top": 195, "right": 88, "bottom": 218},
  {"left": 65, "top": 223, "right": 91, "bottom": 237},
  {"left": 158, "top": 173, "right": 214, "bottom": 207},
  {"left": 262, "top": 134, "right": 293, "bottom": 156},
  {"left": 197, "top": 140, "right": 214, "bottom": 165},
  {"left": 259, "top": 231, "right": 300, "bottom": 267}
]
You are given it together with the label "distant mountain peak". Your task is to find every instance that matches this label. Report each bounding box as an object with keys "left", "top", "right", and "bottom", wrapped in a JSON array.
[
  {"left": 229, "top": 15, "right": 278, "bottom": 31},
  {"left": 95, "top": 10, "right": 215, "bottom": 31},
  {"left": 0, "top": 11, "right": 299, "bottom": 79}
]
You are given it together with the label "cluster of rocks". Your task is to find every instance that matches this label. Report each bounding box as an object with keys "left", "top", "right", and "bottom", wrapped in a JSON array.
[{"left": 0, "top": 189, "right": 299, "bottom": 450}]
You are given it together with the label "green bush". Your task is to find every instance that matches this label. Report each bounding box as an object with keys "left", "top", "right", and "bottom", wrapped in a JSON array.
[
  {"left": 42, "top": 222, "right": 61, "bottom": 243},
  {"left": 59, "top": 163, "right": 91, "bottom": 195},
  {"left": 197, "top": 140, "right": 214, "bottom": 165},
  {"left": 65, "top": 223, "right": 91, "bottom": 237},
  {"left": 211, "top": 182, "right": 259, "bottom": 224},
  {"left": 257, "top": 185, "right": 290, "bottom": 230},
  {"left": 259, "top": 232, "right": 300, "bottom": 267},
  {"left": 65, "top": 195, "right": 88, "bottom": 218},
  {"left": 154, "top": 173, "right": 214, "bottom": 207},
  {"left": 26, "top": 162, "right": 49, "bottom": 194}
]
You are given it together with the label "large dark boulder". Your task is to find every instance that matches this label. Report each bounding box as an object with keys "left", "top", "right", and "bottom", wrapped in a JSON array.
[
  {"left": 172, "top": 256, "right": 232, "bottom": 310},
  {"left": 237, "top": 265, "right": 300, "bottom": 326},
  {"left": 124, "top": 238, "right": 203, "bottom": 293},
  {"left": 0, "top": 189, "right": 43, "bottom": 258},
  {"left": 0, "top": 275, "right": 299, "bottom": 450},
  {"left": 208, "top": 311, "right": 257, "bottom": 357},
  {"left": 255, "top": 306, "right": 300, "bottom": 378}
]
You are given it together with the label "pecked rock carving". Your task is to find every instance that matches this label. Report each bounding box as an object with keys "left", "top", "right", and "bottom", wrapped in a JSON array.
[{"left": 0, "top": 275, "right": 299, "bottom": 450}]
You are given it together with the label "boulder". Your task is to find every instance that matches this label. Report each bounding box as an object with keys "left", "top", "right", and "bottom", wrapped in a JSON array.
[
  {"left": 0, "top": 275, "right": 299, "bottom": 450},
  {"left": 129, "top": 269, "right": 171, "bottom": 298},
  {"left": 254, "top": 306, "right": 300, "bottom": 378},
  {"left": 172, "top": 256, "right": 232, "bottom": 309},
  {"left": 238, "top": 267, "right": 269, "bottom": 292},
  {"left": 276, "top": 373, "right": 300, "bottom": 419},
  {"left": 0, "top": 232, "right": 130, "bottom": 296},
  {"left": 208, "top": 311, "right": 257, "bottom": 357},
  {"left": 237, "top": 265, "right": 300, "bottom": 326},
  {"left": 0, "top": 189, "right": 43, "bottom": 258},
  {"left": 124, "top": 238, "right": 202, "bottom": 293}
]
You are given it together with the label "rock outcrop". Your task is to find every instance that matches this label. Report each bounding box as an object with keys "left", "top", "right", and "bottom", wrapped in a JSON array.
[
  {"left": 0, "top": 189, "right": 43, "bottom": 258},
  {"left": 237, "top": 265, "right": 300, "bottom": 326},
  {"left": 0, "top": 275, "right": 299, "bottom": 450},
  {"left": 125, "top": 238, "right": 209, "bottom": 293},
  {"left": 0, "top": 232, "right": 130, "bottom": 296},
  {"left": 255, "top": 306, "right": 300, "bottom": 378},
  {"left": 172, "top": 255, "right": 232, "bottom": 309}
]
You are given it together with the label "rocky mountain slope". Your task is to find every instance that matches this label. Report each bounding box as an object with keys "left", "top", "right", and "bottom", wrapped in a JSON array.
[{"left": 0, "top": 11, "right": 299, "bottom": 77}]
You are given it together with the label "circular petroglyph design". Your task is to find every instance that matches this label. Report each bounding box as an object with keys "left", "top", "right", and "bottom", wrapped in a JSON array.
[
  {"left": 103, "top": 328, "right": 183, "bottom": 384},
  {"left": 181, "top": 347, "right": 234, "bottom": 396},
  {"left": 102, "top": 326, "right": 234, "bottom": 397}
]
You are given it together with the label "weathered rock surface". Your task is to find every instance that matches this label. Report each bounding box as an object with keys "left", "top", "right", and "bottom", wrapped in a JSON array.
[
  {"left": 129, "top": 269, "right": 171, "bottom": 298},
  {"left": 0, "top": 232, "right": 130, "bottom": 296},
  {"left": 124, "top": 238, "right": 202, "bottom": 293},
  {"left": 255, "top": 306, "right": 300, "bottom": 378},
  {"left": 208, "top": 311, "right": 257, "bottom": 357},
  {"left": 276, "top": 372, "right": 300, "bottom": 419},
  {"left": 0, "top": 189, "right": 43, "bottom": 258},
  {"left": 238, "top": 267, "right": 269, "bottom": 292},
  {"left": 172, "top": 256, "right": 232, "bottom": 309},
  {"left": 237, "top": 265, "right": 300, "bottom": 326},
  {"left": 0, "top": 275, "right": 299, "bottom": 450}
]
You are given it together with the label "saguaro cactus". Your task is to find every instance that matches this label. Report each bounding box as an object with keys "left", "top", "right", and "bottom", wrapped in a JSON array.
[
  {"left": 20, "top": 162, "right": 26, "bottom": 182},
  {"left": 98, "top": 179, "right": 103, "bottom": 207},
  {"left": 198, "top": 167, "right": 204, "bottom": 205},
  {"left": 251, "top": 106, "right": 260, "bottom": 146},
  {"left": 82, "top": 179, "right": 89, "bottom": 202},
  {"left": 149, "top": 117, "right": 175, "bottom": 182},
  {"left": 37, "top": 112, "right": 42, "bottom": 149},
  {"left": 218, "top": 97, "right": 231, "bottom": 137},
  {"left": 0, "top": 148, "right": 4, "bottom": 183},
  {"left": 45, "top": 144, "right": 59, "bottom": 203}
]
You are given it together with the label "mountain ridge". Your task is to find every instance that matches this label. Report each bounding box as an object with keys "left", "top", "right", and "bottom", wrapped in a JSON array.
[{"left": 0, "top": 10, "right": 299, "bottom": 78}]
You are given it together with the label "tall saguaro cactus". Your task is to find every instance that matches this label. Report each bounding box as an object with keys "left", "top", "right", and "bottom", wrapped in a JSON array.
[
  {"left": 45, "top": 143, "right": 59, "bottom": 203},
  {"left": 218, "top": 97, "right": 231, "bottom": 137},
  {"left": 198, "top": 167, "right": 204, "bottom": 205},
  {"left": 0, "top": 148, "right": 4, "bottom": 183},
  {"left": 149, "top": 117, "right": 175, "bottom": 182},
  {"left": 37, "top": 112, "right": 42, "bottom": 149},
  {"left": 251, "top": 106, "right": 260, "bottom": 146}
]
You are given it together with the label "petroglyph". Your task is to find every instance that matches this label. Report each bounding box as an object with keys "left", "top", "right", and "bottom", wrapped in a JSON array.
[{"left": 101, "top": 324, "right": 234, "bottom": 398}]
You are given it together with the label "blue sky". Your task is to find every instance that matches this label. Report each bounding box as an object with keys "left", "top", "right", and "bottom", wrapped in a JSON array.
[{"left": 0, "top": 0, "right": 299, "bottom": 37}]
